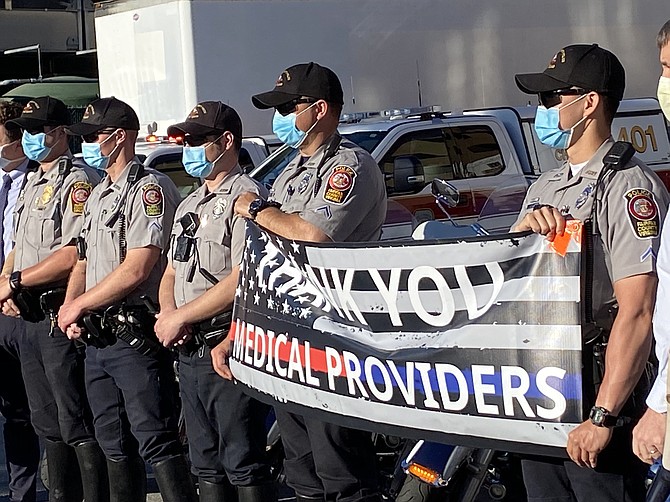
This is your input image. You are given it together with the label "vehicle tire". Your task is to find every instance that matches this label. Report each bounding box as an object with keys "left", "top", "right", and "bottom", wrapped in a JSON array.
[{"left": 395, "top": 475, "right": 450, "bottom": 502}]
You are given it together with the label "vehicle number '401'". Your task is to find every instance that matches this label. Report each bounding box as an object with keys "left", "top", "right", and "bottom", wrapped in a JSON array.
[{"left": 617, "top": 125, "right": 658, "bottom": 154}]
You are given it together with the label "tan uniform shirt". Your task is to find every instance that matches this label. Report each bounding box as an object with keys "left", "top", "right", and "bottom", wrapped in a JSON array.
[
  {"left": 13, "top": 156, "right": 100, "bottom": 271},
  {"left": 81, "top": 158, "right": 180, "bottom": 305},
  {"left": 169, "top": 165, "right": 267, "bottom": 307},
  {"left": 513, "top": 139, "right": 670, "bottom": 329},
  {"left": 270, "top": 134, "right": 387, "bottom": 242}
]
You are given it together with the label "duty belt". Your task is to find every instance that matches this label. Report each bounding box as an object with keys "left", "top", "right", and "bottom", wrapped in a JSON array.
[{"left": 181, "top": 310, "right": 232, "bottom": 355}]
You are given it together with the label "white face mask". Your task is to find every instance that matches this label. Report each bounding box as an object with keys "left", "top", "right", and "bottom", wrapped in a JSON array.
[
  {"left": 658, "top": 76, "right": 670, "bottom": 121},
  {"left": 0, "top": 141, "right": 25, "bottom": 171}
]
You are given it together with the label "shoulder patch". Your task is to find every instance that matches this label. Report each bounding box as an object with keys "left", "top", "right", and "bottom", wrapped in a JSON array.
[
  {"left": 70, "top": 181, "right": 92, "bottom": 215},
  {"left": 141, "top": 183, "right": 164, "bottom": 217},
  {"left": 624, "top": 187, "right": 659, "bottom": 239},
  {"left": 323, "top": 165, "right": 356, "bottom": 204}
]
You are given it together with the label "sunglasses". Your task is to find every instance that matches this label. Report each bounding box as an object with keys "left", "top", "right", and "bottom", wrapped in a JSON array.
[
  {"left": 276, "top": 98, "right": 317, "bottom": 116},
  {"left": 539, "top": 88, "right": 589, "bottom": 108},
  {"left": 81, "top": 128, "right": 118, "bottom": 144}
]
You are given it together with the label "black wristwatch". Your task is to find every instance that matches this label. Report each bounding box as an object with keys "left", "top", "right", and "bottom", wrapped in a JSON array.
[
  {"left": 9, "top": 270, "right": 22, "bottom": 293},
  {"left": 248, "top": 198, "right": 280, "bottom": 221},
  {"left": 589, "top": 406, "right": 629, "bottom": 428}
]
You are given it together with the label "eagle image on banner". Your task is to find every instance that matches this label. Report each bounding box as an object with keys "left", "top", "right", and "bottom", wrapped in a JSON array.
[{"left": 229, "top": 221, "right": 584, "bottom": 456}]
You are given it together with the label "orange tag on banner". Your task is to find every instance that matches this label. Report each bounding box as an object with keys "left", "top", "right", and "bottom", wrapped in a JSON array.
[{"left": 550, "top": 220, "right": 583, "bottom": 257}]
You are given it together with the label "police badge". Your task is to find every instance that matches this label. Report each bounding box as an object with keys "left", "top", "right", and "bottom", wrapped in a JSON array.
[{"left": 212, "top": 197, "right": 227, "bottom": 219}]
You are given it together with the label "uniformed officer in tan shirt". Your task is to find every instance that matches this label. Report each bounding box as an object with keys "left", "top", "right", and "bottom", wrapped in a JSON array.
[
  {"left": 57, "top": 97, "right": 196, "bottom": 502},
  {"left": 214, "top": 63, "right": 386, "bottom": 502},
  {"left": 0, "top": 96, "right": 107, "bottom": 502},
  {"left": 155, "top": 101, "right": 275, "bottom": 502},
  {"left": 513, "top": 44, "right": 670, "bottom": 502}
]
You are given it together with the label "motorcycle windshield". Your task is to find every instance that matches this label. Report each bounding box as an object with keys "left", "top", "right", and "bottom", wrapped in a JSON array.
[{"left": 476, "top": 175, "right": 536, "bottom": 234}]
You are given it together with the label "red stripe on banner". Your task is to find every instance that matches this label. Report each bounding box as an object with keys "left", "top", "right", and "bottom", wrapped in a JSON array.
[{"left": 232, "top": 319, "right": 345, "bottom": 376}]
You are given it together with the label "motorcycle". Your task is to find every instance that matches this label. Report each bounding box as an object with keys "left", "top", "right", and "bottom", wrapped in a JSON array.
[{"left": 393, "top": 176, "right": 532, "bottom": 502}]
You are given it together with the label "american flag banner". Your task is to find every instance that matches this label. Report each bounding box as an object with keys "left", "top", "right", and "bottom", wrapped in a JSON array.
[{"left": 229, "top": 221, "right": 585, "bottom": 456}]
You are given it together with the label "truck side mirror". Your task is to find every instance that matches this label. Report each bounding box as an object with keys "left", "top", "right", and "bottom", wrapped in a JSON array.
[
  {"left": 393, "top": 155, "right": 425, "bottom": 193},
  {"left": 431, "top": 179, "right": 459, "bottom": 207}
]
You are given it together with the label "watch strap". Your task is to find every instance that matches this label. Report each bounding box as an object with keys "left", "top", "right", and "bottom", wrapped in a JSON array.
[{"left": 9, "top": 271, "right": 21, "bottom": 292}]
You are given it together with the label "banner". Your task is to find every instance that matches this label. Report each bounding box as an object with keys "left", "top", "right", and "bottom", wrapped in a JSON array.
[{"left": 229, "top": 222, "right": 584, "bottom": 455}]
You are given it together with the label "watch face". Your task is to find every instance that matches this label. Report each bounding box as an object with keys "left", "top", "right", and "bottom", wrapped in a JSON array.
[{"left": 590, "top": 407, "right": 607, "bottom": 425}]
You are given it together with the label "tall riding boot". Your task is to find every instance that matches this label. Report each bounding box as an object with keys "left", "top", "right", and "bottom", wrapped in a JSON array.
[
  {"left": 152, "top": 455, "right": 198, "bottom": 502},
  {"left": 107, "top": 456, "right": 146, "bottom": 502},
  {"left": 44, "top": 439, "right": 83, "bottom": 502},
  {"left": 237, "top": 484, "right": 278, "bottom": 502},
  {"left": 74, "top": 442, "right": 109, "bottom": 502},
  {"left": 198, "top": 478, "right": 238, "bottom": 502}
]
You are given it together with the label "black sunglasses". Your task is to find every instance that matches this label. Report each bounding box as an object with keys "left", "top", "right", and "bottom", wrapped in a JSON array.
[
  {"left": 81, "top": 128, "right": 118, "bottom": 144},
  {"left": 182, "top": 134, "right": 221, "bottom": 147},
  {"left": 538, "top": 88, "right": 589, "bottom": 108},
  {"left": 276, "top": 98, "right": 317, "bottom": 116}
]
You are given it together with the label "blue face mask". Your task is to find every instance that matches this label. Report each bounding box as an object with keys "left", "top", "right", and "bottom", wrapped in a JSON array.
[
  {"left": 22, "top": 130, "right": 53, "bottom": 162},
  {"left": 182, "top": 135, "right": 224, "bottom": 178},
  {"left": 81, "top": 132, "right": 118, "bottom": 171},
  {"left": 272, "top": 102, "right": 318, "bottom": 148},
  {"left": 534, "top": 95, "right": 587, "bottom": 149}
]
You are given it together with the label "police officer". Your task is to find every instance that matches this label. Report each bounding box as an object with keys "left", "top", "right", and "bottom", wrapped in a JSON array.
[
  {"left": 57, "top": 97, "right": 196, "bottom": 502},
  {"left": 155, "top": 101, "right": 276, "bottom": 502},
  {"left": 213, "top": 62, "right": 387, "bottom": 502},
  {"left": 0, "top": 97, "right": 107, "bottom": 502},
  {"left": 0, "top": 101, "right": 40, "bottom": 502},
  {"left": 513, "top": 44, "right": 670, "bottom": 501}
]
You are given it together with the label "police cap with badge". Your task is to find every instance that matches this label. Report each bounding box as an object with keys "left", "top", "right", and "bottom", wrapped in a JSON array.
[
  {"left": 6, "top": 96, "right": 71, "bottom": 132},
  {"left": 66, "top": 96, "right": 140, "bottom": 138}
]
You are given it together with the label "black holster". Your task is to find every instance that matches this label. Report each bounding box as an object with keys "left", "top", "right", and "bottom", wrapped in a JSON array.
[
  {"left": 195, "top": 310, "right": 232, "bottom": 348},
  {"left": 14, "top": 286, "right": 67, "bottom": 323},
  {"left": 80, "top": 305, "right": 163, "bottom": 356}
]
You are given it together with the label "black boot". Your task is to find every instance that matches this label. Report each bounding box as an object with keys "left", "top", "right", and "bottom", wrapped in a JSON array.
[
  {"left": 152, "top": 455, "right": 197, "bottom": 502},
  {"left": 107, "top": 456, "right": 146, "bottom": 502},
  {"left": 198, "top": 478, "right": 238, "bottom": 502},
  {"left": 237, "top": 484, "right": 278, "bottom": 502},
  {"left": 44, "top": 439, "right": 83, "bottom": 502},
  {"left": 74, "top": 442, "right": 109, "bottom": 502}
]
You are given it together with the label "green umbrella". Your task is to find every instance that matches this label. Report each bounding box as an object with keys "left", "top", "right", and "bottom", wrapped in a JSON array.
[{"left": 1, "top": 76, "right": 99, "bottom": 107}]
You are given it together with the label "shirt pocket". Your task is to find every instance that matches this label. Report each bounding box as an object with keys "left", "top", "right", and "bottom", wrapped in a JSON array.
[
  {"left": 199, "top": 223, "right": 229, "bottom": 276},
  {"left": 40, "top": 204, "right": 61, "bottom": 247}
]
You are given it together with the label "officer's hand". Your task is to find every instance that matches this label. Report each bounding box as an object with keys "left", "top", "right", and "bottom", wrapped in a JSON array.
[
  {"left": 0, "top": 277, "right": 12, "bottom": 304},
  {"left": 633, "top": 408, "right": 666, "bottom": 464},
  {"left": 1, "top": 298, "right": 20, "bottom": 318},
  {"left": 211, "top": 336, "right": 233, "bottom": 380},
  {"left": 155, "top": 310, "right": 190, "bottom": 347},
  {"left": 233, "top": 192, "right": 258, "bottom": 219},
  {"left": 513, "top": 206, "right": 566, "bottom": 241},
  {"left": 65, "top": 324, "right": 82, "bottom": 340},
  {"left": 58, "top": 301, "right": 84, "bottom": 332},
  {"left": 567, "top": 420, "right": 613, "bottom": 468}
]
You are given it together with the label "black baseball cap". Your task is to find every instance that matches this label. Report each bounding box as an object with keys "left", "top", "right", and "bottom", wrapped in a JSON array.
[
  {"left": 167, "top": 101, "right": 242, "bottom": 139},
  {"left": 66, "top": 97, "right": 140, "bottom": 136},
  {"left": 252, "top": 62, "right": 344, "bottom": 109},
  {"left": 5, "top": 96, "right": 70, "bottom": 130},
  {"left": 515, "top": 44, "right": 625, "bottom": 101}
]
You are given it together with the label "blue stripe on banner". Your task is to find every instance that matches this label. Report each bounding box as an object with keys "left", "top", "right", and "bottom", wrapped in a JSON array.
[{"left": 359, "top": 363, "right": 583, "bottom": 400}]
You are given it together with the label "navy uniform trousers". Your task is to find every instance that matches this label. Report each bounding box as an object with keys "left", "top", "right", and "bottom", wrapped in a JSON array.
[
  {"left": 20, "top": 318, "right": 95, "bottom": 444},
  {"left": 522, "top": 424, "right": 647, "bottom": 502},
  {"left": 84, "top": 342, "right": 183, "bottom": 463},
  {"left": 178, "top": 345, "right": 272, "bottom": 485},
  {"left": 0, "top": 315, "right": 39, "bottom": 502},
  {"left": 276, "top": 410, "right": 381, "bottom": 502}
]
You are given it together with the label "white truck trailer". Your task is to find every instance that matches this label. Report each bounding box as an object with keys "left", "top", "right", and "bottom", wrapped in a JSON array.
[{"left": 94, "top": 0, "right": 670, "bottom": 136}]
